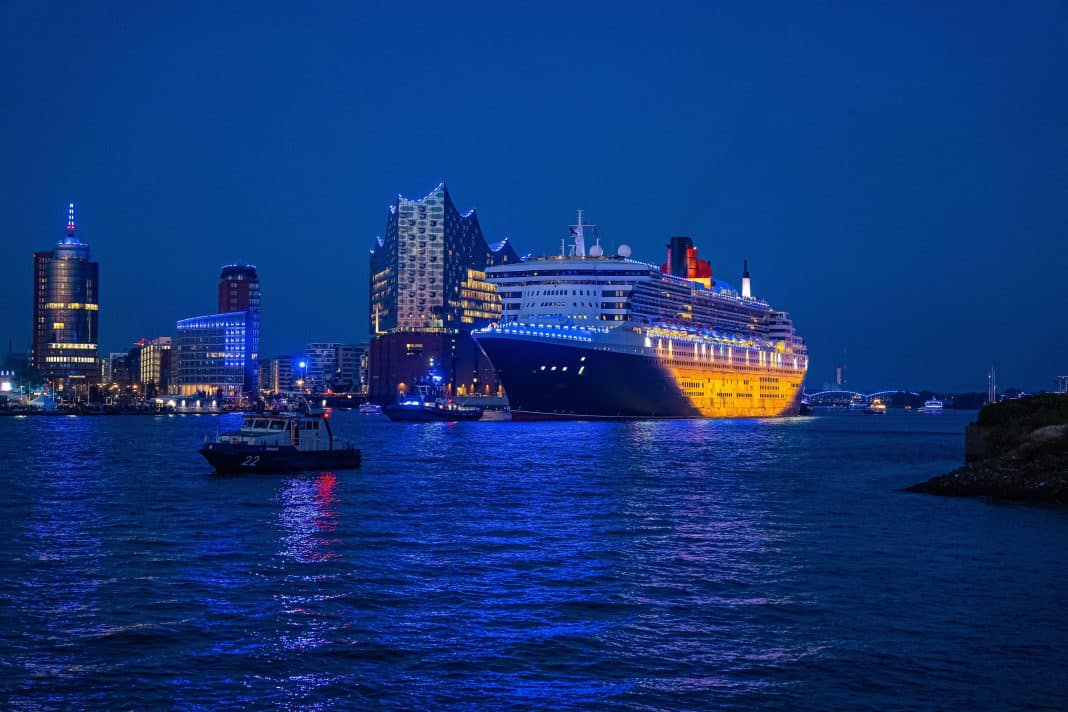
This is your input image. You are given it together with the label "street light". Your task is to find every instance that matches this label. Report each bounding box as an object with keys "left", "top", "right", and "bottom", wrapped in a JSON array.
[{"left": 297, "top": 360, "right": 308, "bottom": 393}]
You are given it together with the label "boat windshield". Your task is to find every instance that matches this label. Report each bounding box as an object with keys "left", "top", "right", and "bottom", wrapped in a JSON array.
[{"left": 269, "top": 420, "right": 286, "bottom": 430}]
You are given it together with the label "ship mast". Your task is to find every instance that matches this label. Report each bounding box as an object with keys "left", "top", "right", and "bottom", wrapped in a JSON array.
[
  {"left": 571, "top": 210, "right": 586, "bottom": 257},
  {"left": 568, "top": 210, "right": 599, "bottom": 258}
]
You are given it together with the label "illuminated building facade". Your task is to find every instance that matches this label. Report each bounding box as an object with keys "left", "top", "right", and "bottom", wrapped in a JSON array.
[
  {"left": 102, "top": 352, "right": 131, "bottom": 387},
  {"left": 31, "top": 203, "right": 100, "bottom": 390},
  {"left": 130, "top": 337, "right": 172, "bottom": 395},
  {"left": 174, "top": 312, "right": 251, "bottom": 397},
  {"left": 218, "top": 265, "right": 260, "bottom": 393},
  {"left": 304, "top": 342, "right": 340, "bottom": 392},
  {"left": 367, "top": 183, "right": 518, "bottom": 402},
  {"left": 335, "top": 344, "right": 365, "bottom": 392},
  {"left": 258, "top": 356, "right": 295, "bottom": 395}
]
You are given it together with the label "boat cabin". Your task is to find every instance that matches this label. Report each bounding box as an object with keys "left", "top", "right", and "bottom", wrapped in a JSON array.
[{"left": 217, "top": 413, "right": 335, "bottom": 451}]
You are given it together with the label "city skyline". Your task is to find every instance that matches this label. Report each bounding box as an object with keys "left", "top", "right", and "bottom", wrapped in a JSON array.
[{"left": 3, "top": 3, "right": 1067, "bottom": 392}]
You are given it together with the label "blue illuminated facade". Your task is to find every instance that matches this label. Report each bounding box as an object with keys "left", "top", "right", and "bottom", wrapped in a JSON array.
[{"left": 174, "top": 311, "right": 253, "bottom": 397}]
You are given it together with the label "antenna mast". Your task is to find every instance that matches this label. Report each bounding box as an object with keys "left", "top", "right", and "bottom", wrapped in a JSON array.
[{"left": 572, "top": 210, "right": 586, "bottom": 257}]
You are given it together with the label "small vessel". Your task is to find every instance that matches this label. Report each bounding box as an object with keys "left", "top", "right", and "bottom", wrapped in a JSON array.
[
  {"left": 864, "top": 398, "right": 887, "bottom": 414},
  {"left": 358, "top": 403, "right": 383, "bottom": 415},
  {"left": 199, "top": 409, "right": 360, "bottom": 474},
  {"left": 919, "top": 399, "right": 944, "bottom": 413},
  {"left": 383, "top": 367, "right": 483, "bottom": 422},
  {"left": 384, "top": 397, "right": 483, "bottom": 422}
]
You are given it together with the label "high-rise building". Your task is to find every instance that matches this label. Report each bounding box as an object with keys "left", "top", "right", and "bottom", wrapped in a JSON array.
[
  {"left": 102, "top": 352, "right": 132, "bottom": 389},
  {"left": 31, "top": 203, "right": 100, "bottom": 392},
  {"left": 367, "top": 183, "right": 518, "bottom": 402},
  {"left": 130, "top": 337, "right": 172, "bottom": 395},
  {"left": 304, "top": 342, "right": 340, "bottom": 392},
  {"left": 335, "top": 344, "right": 365, "bottom": 392},
  {"left": 258, "top": 356, "right": 296, "bottom": 395},
  {"left": 218, "top": 264, "right": 260, "bottom": 313},
  {"left": 172, "top": 266, "right": 260, "bottom": 398},
  {"left": 218, "top": 265, "right": 260, "bottom": 393},
  {"left": 174, "top": 312, "right": 252, "bottom": 397}
]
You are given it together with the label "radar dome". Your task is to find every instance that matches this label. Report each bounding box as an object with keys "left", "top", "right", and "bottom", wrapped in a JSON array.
[
  {"left": 617, "top": 244, "right": 632, "bottom": 258},
  {"left": 588, "top": 244, "right": 604, "bottom": 257}
]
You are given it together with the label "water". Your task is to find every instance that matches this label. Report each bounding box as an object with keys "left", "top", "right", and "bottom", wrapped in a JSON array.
[{"left": 1, "top": 411, "right": 1066, "bottom": 709}]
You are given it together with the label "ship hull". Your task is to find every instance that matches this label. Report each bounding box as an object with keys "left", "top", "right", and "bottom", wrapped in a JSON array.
[{"left": 475, "top": 332, "right": 804, "bottom": 420}]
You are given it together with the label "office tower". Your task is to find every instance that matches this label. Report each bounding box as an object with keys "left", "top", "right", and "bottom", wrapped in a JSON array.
[
  {"left": 130, "top": 337, "right": 172, "bottom": 395},
  {"left": 258, "top": 356, "right": 296, "bottom": 395},
  {"left": 174, "top": 311, "right": 251, "bottom": 397},
  {"left": 218, "top": 265, "right": 260, "bottom": 393},
  {"left": 31, "top": 203, "right": 100, "bottom": 393}
]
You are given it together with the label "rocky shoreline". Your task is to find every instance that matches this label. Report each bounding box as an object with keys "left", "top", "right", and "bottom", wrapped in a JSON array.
[{"left": 907, "top": 395, "right": 1068, "bottom": 503}]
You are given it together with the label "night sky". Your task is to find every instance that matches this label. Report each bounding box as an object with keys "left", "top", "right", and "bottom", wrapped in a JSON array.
[{"left": 3, "top": 1, "right": 1066, "bottom": 392}]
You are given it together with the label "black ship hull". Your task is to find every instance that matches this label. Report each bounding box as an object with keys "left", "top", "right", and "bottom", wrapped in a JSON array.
[
  {"left": 199, "top": 443, "right": 361, "bottom": 474},
  {"left": 475, "top": 334, "right": 702, "bottom": 420}
]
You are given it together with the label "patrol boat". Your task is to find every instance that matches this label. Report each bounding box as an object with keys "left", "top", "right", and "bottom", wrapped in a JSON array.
[
  {"left": 383, "top": 366, "right": 483, "bottom": 422},
  {"left": 199, "top": 409, "right": 360, "bottom": 474}
]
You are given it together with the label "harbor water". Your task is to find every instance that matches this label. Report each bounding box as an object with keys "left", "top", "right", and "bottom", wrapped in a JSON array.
[{"left": 1, "top": 410, "right": 1066, "bottom": 709}]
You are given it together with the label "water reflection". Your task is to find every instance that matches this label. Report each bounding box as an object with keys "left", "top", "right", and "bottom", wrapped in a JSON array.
[
  {"left": 13, "top": 418, "right": 106, "bottom": 699},
  {"left": 272, "top": 471, "right": 353, "bottom": 705},
  {"left": 277, "top": 472, "right": 341, "bottom": 564}
]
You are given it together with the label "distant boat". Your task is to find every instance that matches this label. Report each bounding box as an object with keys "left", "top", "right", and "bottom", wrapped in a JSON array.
[
  {"left": 384, "top": 399, "right": 483, "bottom": 422},
  {"left": 383, "top": 366, "right": 483, "bottom": 422},
  {"left": 864, "top": 398, "right": 887, "bottom": 415},
  {"left": 358, "top": 403, "right": 383, "bottom": 415},
  {"left": 919, "top": 399, "right": 944, "bottom": 413}
]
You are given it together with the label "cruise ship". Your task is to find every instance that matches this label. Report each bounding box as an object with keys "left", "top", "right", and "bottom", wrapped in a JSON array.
[{"left": 472, "top": 214, "right": 808, "bottom": 420}]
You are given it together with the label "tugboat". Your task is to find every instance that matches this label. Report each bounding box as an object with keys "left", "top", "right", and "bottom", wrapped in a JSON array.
[
  {"left": 383, "top": 365, "right": 483, "bottom": 422},
  {"left": 199, "top": 408, "right": 360, "bottom": 474}
]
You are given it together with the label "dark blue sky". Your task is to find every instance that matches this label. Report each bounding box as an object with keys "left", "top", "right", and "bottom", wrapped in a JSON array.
[{"left": 3, "top": 1, "right": 1066, "bottom": 392}]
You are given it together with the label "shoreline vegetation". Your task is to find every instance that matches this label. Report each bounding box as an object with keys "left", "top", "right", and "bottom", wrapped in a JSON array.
[{"left": 907, "top": 394, "right": 1068, "bottom": 503}]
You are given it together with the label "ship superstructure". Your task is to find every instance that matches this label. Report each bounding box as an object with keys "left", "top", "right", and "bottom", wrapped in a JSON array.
[{"left": 472, "top": 217, "right": 808, "bottom": 419}]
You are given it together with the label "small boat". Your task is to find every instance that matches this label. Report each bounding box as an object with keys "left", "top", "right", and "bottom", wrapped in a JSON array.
[
  {"left": 358, "top": 403, "right": 383, "bottom": 415},
  {"left": 864, "top": 398, "right": 887, "bottom": 414},
  {"left": 919, "top": 399, "right": 944, "bottom": 413},
  {"left": 199, "top": 409, "right": 360, "bottom": 474},
  {"left": 384, "top": 365, "right": 484, "bottom": 422},
  {"left": 384, "top": 398, "right": 483, "bottom": 422}
]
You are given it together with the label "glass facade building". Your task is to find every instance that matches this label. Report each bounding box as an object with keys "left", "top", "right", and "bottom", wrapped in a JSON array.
[
  {"left": 258, "top": 356, "right": 296, "bottom": 395},
  {"left": 367, "top": 183, "right": 519, "bottom": 402},
  {"left": 31, "top": 203, "right": 100, "bottom": 389},
  {"left": 369, "top": 183, "right": 518, "bottom": 334},
  {"left": 174, "top": 312, "right": 251, "bottom": 397},
  {"left": 218, "top": 265, "right": 260, "bottom": 394},
  {"left": 130, "top": 337, "right": 172, "bottom": 394}
]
